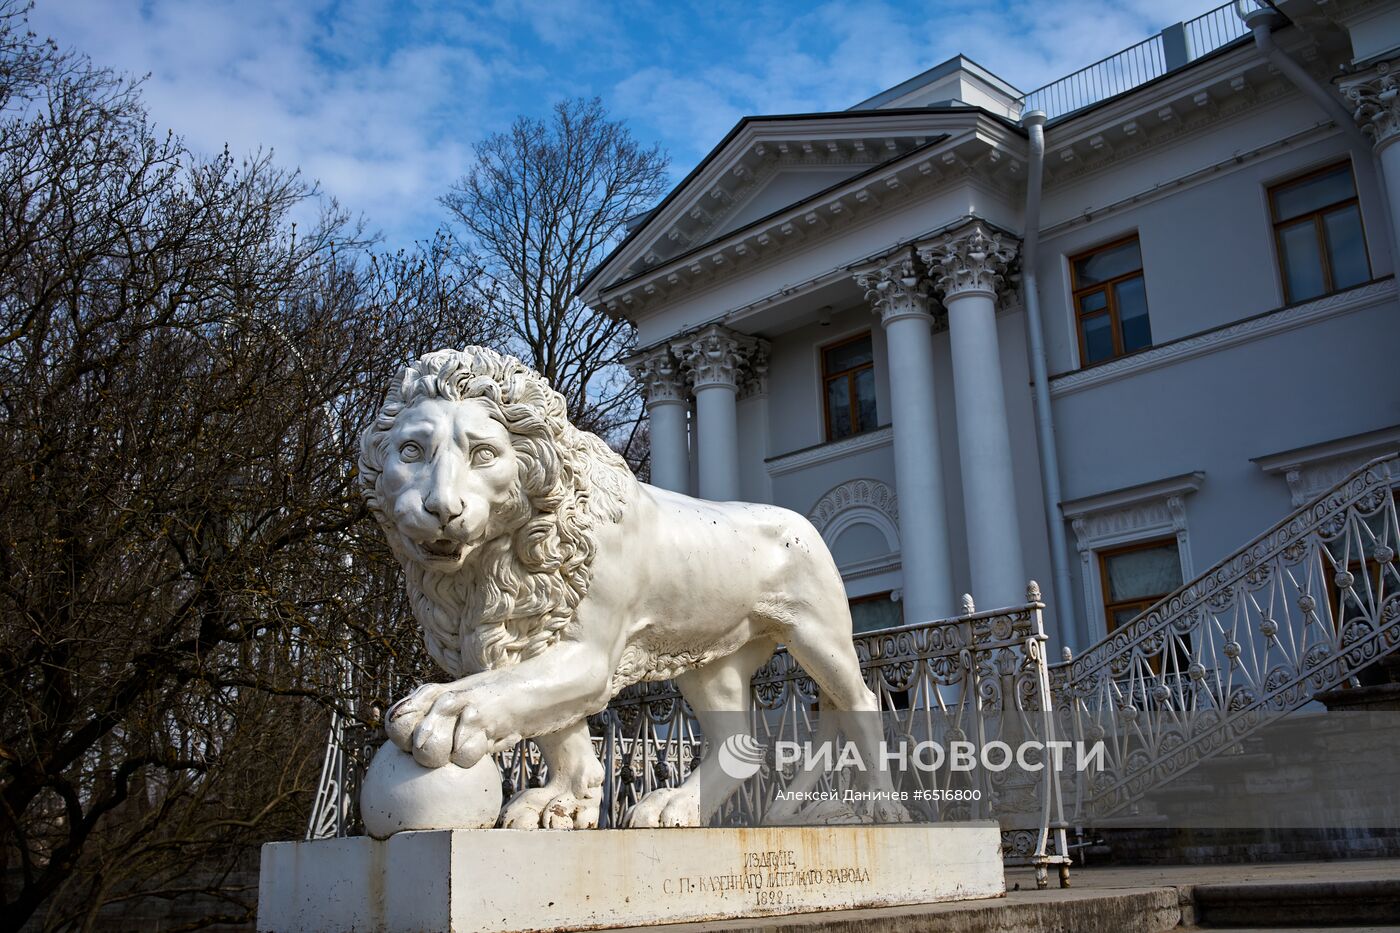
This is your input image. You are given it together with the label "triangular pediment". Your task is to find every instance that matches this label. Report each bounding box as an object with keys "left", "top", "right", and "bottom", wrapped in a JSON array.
[
  {"left": 589, "top": 112, "right": 959, "bottom": 292},
  {"left": 710, "top": 166, "right": 869, "bottom": 239},
  {"left": 577, "top": 105, "right": 1031, "bottom": 318}
]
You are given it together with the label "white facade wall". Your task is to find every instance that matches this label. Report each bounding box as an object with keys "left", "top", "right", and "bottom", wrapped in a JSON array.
[{"left": 598, "top": 3, "right": 1400, "bottom": 651}]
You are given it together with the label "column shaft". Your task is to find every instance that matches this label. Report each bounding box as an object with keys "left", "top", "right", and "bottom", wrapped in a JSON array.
[
  {"left": 882, "top": 313, "right": 956, "bottom": 622},
  {"left": 627, "top": 345, "right": 692, "bottom": 495},
  {"left": 1378, "top": 141, "right": 1400, "bottom": 265},
  {"left": 673, "top": 324, "right": 766, "bottom": 503},
  {"left": 648, "top": 399, "right": 690, "bottom": 494},
  {"left": 694, "top": 385, "right": 740, "bottom": 500},
  {"left": 945, "top": 290, "right": 1025, "bottom": 608},
  {"left": 921, "top": 221, "right": 1026, "bottom": 611}
]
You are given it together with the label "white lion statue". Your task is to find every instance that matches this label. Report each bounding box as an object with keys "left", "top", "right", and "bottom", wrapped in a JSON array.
[{"left": 360, "top": 346, "right": 890, "bottom": 829}]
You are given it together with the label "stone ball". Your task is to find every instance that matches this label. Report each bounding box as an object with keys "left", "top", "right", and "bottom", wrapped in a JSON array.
[{"left": 359, "top": 741, "right": 503, "bottom": 839}]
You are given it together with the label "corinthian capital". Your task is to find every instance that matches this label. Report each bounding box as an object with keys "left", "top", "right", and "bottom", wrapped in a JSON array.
[
  {"left": 1342, "top": 60, "right": 1400, "bottom": 150},
  {"left": 627, "top": 345, "right": 688, "bottom": 405},
  {"left": 918, "top": 221, "right": 1019, "bottom": 301},
  {"left": 853, "top": 247, "right": 932, "bottom": 326},
  {"left": 672, "top": 324, "right": 768, "bottom": 391}
]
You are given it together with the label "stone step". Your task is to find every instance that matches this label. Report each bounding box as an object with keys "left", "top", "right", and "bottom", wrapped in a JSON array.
[
  {"left": 1189, "top": 878, "right": 1400, "bottom": 928},
  {"left": 599, "top": 887, "right": 1182, "bottom": 933}
]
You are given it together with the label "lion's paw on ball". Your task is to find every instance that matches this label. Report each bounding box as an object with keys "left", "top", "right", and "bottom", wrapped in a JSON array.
[{"left": 359, "top": 741, "right": 502, "bottom": 839}]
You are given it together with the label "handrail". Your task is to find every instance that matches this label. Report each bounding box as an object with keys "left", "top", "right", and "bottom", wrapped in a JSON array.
[
  {"left": 1051, "top": 455, "right": 1399, "bottom": 822},
  {"left": 1020, "top": 1, "right": 1265, "bottom": 123}
]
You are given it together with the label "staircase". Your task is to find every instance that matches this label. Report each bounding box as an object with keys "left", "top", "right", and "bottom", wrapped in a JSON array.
[{"left": 1051, "top": 455, "right": 1400, "bottom": 835}]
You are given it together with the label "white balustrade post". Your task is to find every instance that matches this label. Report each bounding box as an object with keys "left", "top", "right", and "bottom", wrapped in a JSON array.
[
  {"left": 674, "top": 325, "right": 766, "bottom": 502},
  {"left": 855, "top": 249, "right": 956, "bottom": 622},
  {"left": 920, "top": 221, "right": 1026, "bottom": 610},
  {"left": 627, "top": 346, "right": 691, "bottom": 494},
  {"left": 1343, "top": 60, "right": 1400, "bottom": 265}
]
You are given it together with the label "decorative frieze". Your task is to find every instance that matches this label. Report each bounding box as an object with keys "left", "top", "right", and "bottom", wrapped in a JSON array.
[
  {"left": 853, "top": 247, "right": 933, "bottom": 326},
  {"left": 626, "top": 345, "right": 688, "bottom": 405},
  {"left": 1342, "top": 59, "right": 1400, "bottom": 150},
  {"left": 808, "top": 478, "right": 900, "bottom": 546},
  {"left": 672, "top": 324, "right": 769, "bottom": 392},
  {"left": 917, "top": 221, "right": 1019, "bottom": 301}
]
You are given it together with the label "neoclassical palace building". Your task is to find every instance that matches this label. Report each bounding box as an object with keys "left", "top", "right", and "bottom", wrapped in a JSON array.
[{"left": 580, "top": 0, "right": 1400, "bottom": 652}]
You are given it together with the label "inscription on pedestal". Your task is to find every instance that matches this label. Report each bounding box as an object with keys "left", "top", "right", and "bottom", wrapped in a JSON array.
[{"left": 662, "top": 848, "right": 873, "bottom": 909}]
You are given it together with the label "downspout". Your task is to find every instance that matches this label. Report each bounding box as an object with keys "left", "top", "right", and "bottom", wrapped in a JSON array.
[
  {"left": 1244, "top": 8, "right": 1369, "bottom": 149},
  {"left": 1019, "top": 109, "right": 1079, "bottom": 652},
  {"left": 1244, "top": 5, "right": 1400, "bottom": 272}
]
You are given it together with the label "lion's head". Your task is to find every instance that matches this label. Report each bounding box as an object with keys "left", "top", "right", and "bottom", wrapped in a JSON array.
[{"left": 359, "top": 347, "right": 633, "bottom": 676}]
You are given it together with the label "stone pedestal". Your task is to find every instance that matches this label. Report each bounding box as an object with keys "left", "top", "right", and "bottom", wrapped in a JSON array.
[{"left": 257, "top": 822, "right": 1004, "bottom": 933}]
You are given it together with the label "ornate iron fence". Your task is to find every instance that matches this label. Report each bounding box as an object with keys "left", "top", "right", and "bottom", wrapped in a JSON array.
[
  {"left": 307, "top": 585, "right": 1072, "bottom": 887},
  {"left": 1051, "top": 456, "right": 1399, "bottom": 823},
  {"left": 595, "top": 585, "right": 1070, "bottom": 887}
]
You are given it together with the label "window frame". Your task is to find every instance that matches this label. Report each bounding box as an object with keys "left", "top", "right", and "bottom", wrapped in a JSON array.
[
  {"left": 819, "top": 330, "right": 877, "bottom": 443},
  {"left": 1268, "top": 159, "right": 1371, "bottom": 304},
  {"left": 1096, "top": 535, "right": 1184, "bottom": 634},
  {"left": 1068, "top": 233, "right": 1151, "bottom": 368}
]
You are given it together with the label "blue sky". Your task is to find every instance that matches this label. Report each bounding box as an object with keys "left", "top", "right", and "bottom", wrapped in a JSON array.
[{"left": 33, "top": 0, "right": 1215, "bottom": 251}]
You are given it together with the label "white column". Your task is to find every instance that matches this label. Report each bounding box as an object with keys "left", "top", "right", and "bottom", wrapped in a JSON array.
[
  {"left": 674, "top": 325, "right": 766, "bottom": 502},
  {"left": 854, "top": 249, "right": 955, "bottom": 622},
  {"left": 1343, "top": 60, "right": 1400, "bottom": 263},
  {"left": 919, "top": 221, "right": 1026, "bottom": 610},
  {"left": 628, "top": 346, "right": 690, "bottom": 494}
]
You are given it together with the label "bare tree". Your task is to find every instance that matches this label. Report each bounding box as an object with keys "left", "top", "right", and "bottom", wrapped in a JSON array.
[
  {"left": 441, "top": 97, "right": 669, "bottom": 447},
  {"left": 0, "top": 5, "right": 492, "bottom": 928}
]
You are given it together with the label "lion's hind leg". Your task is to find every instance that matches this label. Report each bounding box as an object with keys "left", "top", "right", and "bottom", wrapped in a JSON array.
[
  {"left": 501, "top": 719, "right": 603, "bottom": 830},
  {"left": 784, "top": 616, "right": 910, "bottom": 823},
  {"left": 624, "top": 638, "right": 776, "bottom": 828}
]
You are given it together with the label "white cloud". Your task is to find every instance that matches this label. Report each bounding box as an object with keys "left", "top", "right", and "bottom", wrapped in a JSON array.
[{"left": 24, "top": 0, "right": 1234, "bottom": 247}]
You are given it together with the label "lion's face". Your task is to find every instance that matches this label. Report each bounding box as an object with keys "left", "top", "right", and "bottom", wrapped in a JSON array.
[{"left": 375, "top": 396, "right": 528, "bottom": 573}]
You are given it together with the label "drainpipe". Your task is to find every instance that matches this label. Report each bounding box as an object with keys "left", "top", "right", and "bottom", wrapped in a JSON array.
[
  {"left": 1020, "top": 109, "right": 1080, "bottom": 652},
  {"left": 1244, "top": 5, "right": 1400, "bottom": 273}
]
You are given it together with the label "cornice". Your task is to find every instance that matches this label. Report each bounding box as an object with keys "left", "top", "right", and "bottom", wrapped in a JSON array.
[
  {"left": 766, "top": 426, "right": 894, "bottom": 478},
  {"left": 590, "top": 116, "right": 1029, "bottom": 317},
  {"left": 1039, "top": 41, "right": 1311, "bottom": 188},
  {"left": 1062, "top": 470, "right": 1205, "bottom": 519},
  {"left": 1253, "top": 425, "right": 1400, "bottom": 505},
  {"left": 1254, "top": 425, "right": 1400, "bottom": 474},
  {"left": 1049, "top": 278, "right": 1397, "bottom": 398}
]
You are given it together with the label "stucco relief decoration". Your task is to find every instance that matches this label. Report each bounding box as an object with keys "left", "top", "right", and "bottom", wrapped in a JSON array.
[
  {"left": 1343, "top": 60, "right": 1400, "bottom": 148},
  {"left": 357, "top": 346, "right": 899, "bottom": 833},
  {"left": 627, "top": 345, "right": 688, "bottom": 405},
  {"left": 808, "top": 478, "right": 900, "bottom": 535},
  {"left": 1069, "top": 498, "right": 1186, "bottom": 555},
  {"left": 740, "top": 340, "right": 771, "bottom": 398},
  {"left": 919, "top": 221, "right": 1019, "bottom": 300},
  {"left": 854, "top": 248, "right": 932, "bottom": 325},
  {"left": 672, "top": 324, "right": 768, "bottom": 391}
]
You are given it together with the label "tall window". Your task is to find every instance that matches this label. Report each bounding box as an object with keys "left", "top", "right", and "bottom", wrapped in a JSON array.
[
  {"left": 1270, "top": 161, "right": 1371, "bottom": 303},
  {"left": 1070, "top": 235, "right": 1152, "bottom": 367},
  {"left": 1098, "top": 538, "right": 1183, "bottom": 633},
  {"left": 821, "top": 332, "right": 877, "bottom": 442}
]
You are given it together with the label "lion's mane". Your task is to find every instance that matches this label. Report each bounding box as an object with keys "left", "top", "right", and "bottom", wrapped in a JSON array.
[{"left": 359, "top": 347, "right": 633, "bottom": 676}]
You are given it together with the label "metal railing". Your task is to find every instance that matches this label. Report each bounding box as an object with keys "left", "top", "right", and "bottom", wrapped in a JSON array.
[
  {"left": 1020, "top": 2, "right": 1265, "bottom": 122},
  {"left": 307, "top": 587, "right": 1073, "bottom": 887},
  {"left": 596, "top": 587, "right": 1071, "bottom": 887},
  {"left": 1051, "top": 456, "right": 1399, "bottom": 824}
]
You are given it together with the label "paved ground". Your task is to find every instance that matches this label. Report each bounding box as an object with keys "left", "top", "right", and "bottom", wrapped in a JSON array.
[
  {"left": 1003, "top": 856, "right": 1400, "bottom": 892},
  {"left": 597, "top": 858, "right": 1400, "bottom": 932}
]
